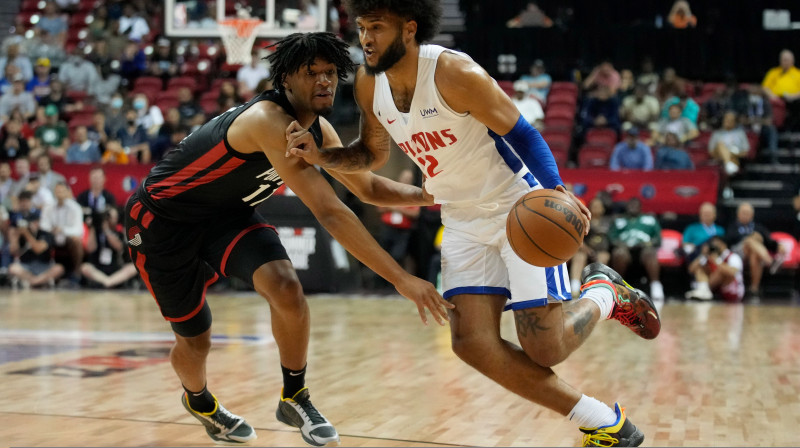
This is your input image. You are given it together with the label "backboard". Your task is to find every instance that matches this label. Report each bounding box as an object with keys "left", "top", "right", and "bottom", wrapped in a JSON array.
[{"left": 165, "top": 0, "right": 328, "bottom": 38}]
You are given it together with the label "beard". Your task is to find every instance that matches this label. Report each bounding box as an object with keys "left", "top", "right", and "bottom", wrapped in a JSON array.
[
  {"left": 364, "top": 33, "right": 407, "bottom": 75},
  {"left": 314, "top": 104, "right": 334, "bottom": 117}
]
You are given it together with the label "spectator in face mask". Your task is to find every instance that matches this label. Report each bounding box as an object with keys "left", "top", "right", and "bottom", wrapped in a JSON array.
[
  {"left": 132, "top": 93, "right": 164, "bottom": 136},
  {"left": 105, "top": 93, "right": 127, "bottom": 137}
]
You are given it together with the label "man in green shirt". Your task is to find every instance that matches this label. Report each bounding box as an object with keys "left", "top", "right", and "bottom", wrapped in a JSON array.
[
  {"left": 33, "top": 104, "right": 69, "bottom": 159},
  {"left": 609, "top": 198, "right": 664, "bottom": 301}
]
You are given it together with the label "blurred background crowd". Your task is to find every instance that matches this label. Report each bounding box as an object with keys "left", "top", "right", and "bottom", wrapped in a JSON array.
[{"left": 0, "top": 0, "right": 798, "bottom": 303}]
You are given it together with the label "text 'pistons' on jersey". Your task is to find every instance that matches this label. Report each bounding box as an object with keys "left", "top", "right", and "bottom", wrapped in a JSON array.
[
  {"left": 372, "top": 45, "right": 540, "bottom": 205},
  {"left": 137, "top": 90, "right": 323, "bottom": 222}
]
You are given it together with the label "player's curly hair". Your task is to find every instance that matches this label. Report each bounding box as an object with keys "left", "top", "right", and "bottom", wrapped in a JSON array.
[
  {"left": 265, "top": 32, "right": 356, "bottom": 93},
  {"left": 345, "top": 0, "right": 442, "bottom": 44}
]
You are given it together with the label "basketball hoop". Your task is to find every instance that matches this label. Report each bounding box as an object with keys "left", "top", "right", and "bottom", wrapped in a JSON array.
[{"left": 218, "top": 18, "right": 263, "bottom": 65}]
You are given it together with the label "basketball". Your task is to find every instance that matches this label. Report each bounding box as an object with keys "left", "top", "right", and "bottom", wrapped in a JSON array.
[{"left": 506, "top": 189, "right": 585, "bottom": 267}]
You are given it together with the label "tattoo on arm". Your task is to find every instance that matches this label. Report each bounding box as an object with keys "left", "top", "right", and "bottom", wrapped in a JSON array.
[
  {"left": 514, "top": 308, "right": 550, "bottom": 338},
  {"left": 319, "top": 140, "right": 375, "bottom": 172},
  {"left": 566, "top": 309, "right": 594, "bottom": 341},
  {"left": 319, "top": 128, "right": 391, "bottom": 172}
]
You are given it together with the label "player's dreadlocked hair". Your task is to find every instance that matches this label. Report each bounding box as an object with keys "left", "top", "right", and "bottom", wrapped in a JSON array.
[
  {"left": 346, "top": 0, "right": 442, "bottom": 44},
  {"left": 265, "top": 32, "right": 356, "bottom": 93}
]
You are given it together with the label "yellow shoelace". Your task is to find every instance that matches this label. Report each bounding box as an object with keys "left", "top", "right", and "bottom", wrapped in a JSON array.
[{"left": 582, "top": 431, "right": 619, "bottom": 447}]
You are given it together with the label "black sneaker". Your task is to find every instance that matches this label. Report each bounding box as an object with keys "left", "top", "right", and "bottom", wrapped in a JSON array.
[
  {"left": 580, "top": 403, "right": 644, "bottom": 447},
  {"left": 181, "top": 393, "right": 257, "bottom": 444},
  {"left": 276, "top": 388, "right": 339, "bottom": 446},
  {"left": 581, "top": 263, "right": 661, "bottom": 339}
]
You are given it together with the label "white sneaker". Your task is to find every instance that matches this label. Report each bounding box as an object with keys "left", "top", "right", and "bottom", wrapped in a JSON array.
[
  {"left": 685, "top": 286, "right": 713, "bottom": 300},
  {"left": 650, "top": 281, "right": 665, "bottom": 302},
  {"left": 724, "top": 161, "right": 740, "bottom": 175}
]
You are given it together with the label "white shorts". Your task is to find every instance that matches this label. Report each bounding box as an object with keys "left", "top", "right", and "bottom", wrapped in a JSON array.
[{"left": 440, "top": 177, "right": 572, "bottom": 311}]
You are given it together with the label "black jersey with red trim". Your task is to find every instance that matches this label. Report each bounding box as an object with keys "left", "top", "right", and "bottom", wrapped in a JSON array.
[{"left": 137, "top": 90, "right": 323, "bottom": 222}]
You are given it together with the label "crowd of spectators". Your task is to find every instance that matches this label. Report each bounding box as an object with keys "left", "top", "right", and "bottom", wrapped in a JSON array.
[
  {"left": 512, "top": 48, "right": 800, "bottom": 183},
  {"left": 0, "top": 0, "right": 796, "bottom": 299}
]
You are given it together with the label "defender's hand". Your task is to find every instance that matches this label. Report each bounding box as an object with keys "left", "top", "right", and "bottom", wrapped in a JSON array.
[
  {"left": 555, "top": 185, "right": 591, "bottom": 236},
  {"left": 394, "top": 274, "right": 454, "bottom": 326},
  {"left": 285, "top": 120, "right": 323, "bottom": 165}
]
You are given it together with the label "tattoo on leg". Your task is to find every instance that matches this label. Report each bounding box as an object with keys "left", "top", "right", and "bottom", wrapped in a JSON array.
[
  {"left": 567, "top": 309, "right": 594, "bottom": 340},
  {"left": 515, "top": 308, "right": 550, "bottom": 338}
]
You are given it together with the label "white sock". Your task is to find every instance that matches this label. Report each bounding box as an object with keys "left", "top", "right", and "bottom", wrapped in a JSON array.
[
  {"left": 580, "top": 283, "right": 615, "bottom": 319},
  {"left": 571, "top": 278, "right": 581, "bottom": 293},
  {"left": 696, "top": 281, "right": 710, "bottom": 292},
  {"left": 568, "top": 395, "right": 618, "bottom": 429}
]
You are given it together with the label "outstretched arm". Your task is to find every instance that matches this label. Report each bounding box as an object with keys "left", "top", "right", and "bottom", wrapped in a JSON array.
[
  {"left": 286, "top": 67, "right": 392, "bottom": 172},
  {"left": 317, "top": 117, "right": 432, "bottom": 207},
  {"left": 236, "top": 105, "right": 452, "bottom": 324}
]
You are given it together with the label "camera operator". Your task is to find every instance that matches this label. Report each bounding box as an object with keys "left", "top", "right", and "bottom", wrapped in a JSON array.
[
  {"left": 80, "top": 207, "right": 137, "bottom": 288},
  {"left": 685, "top": 236, "right": 744, "bottom": 302},
  {"left": 8, "top": 209, "right": 64, "bottom": 288}
]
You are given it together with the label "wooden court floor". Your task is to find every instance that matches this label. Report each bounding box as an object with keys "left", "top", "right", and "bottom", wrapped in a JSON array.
[{"left": 0, "top": 289, "right": 798, "bottom": 447}]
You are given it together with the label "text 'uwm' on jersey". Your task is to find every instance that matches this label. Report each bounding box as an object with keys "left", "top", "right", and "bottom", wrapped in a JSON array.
[
  {"left": 373, "top": 45, "right": 540, "bottom": 205},
  {"left": 138, "top": 90, "right": 323, "bottom": 222}
]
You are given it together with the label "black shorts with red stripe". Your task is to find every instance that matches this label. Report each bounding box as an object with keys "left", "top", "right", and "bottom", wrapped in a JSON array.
[{"left": 125, "top": 191, "right": 289, "bottom": 337}]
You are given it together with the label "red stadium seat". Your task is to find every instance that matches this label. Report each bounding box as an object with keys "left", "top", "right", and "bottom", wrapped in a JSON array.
[
  {"left": 17, "top": 12, "right": 36, "bottom": 26},
  {"left": 167, "top": 76, "right": 198, "bottom": 92},
  {"left": 577, "top": 144, "right": 611, "bottom": 168},
  {"left": 770, "top": 98, "right": 787, "bottom": 128},
  {"left": 657, "top": 229, "right": 684, "bottom": 267},
  {"left": 550, "top": 81, "right": 578, "bottom": 96},
  {"left": 68, "top": 112, "right": 95, "bottom": 129},
  {"left": 211, "top": 77, "right": 237, "bottom": 91},
  {"left": 200, "top": 90, "right": 220, "bottom": 101},
  {"left": 68, "top": 13, "right": 91, "bottom": 27},
  {"left": 155, "top": 90, "right": 179, "bottom": 102},
  {"left": 200, "top": 99, "right": 219, "bottom": 115},
  {"left": 686, "top": 130, "right": 712, "bottom": 152},
  {"left": 545, "top": 104, "right": 575, "bottom": 120},
  {"left": 700, "top": 82, "right": 725, "bottom": 96},
  {"left": 745, "top": 131, "right": 759, "bottom": 159},
  {"left": 543, "top": 116, "right": 574, "bottom": 131},
  {"left": 156, "top": 98, "right": 180, "bottom": 113},
  {"left": 546, "top": 92, "right": 578, "bottom": 107},
  {"left": 66, "top": 90, "right": 88, "bottom": 103},
  {"left": 585, "top": 128, "right": 618, "bottom": 147},
  {"left": 550, "top": 146, "right": 569, "bottom": 167},
  {"left": 133, "top": 76, "right": 163, "bottom": 91},
  {"left": 540, "top": 130, "right": 571, "bottom": 149},
  {"left": 20, "top": 0, "right": 42, "bottom": 12},
  {"left": 687, "top": 148, "right": 711, "bottom": 166},
  {"left": 771, "top": 232, "right": 799, "bottom": 269},
  {"left": 497, "top": 80, "right": 514, "bottom": 96}
]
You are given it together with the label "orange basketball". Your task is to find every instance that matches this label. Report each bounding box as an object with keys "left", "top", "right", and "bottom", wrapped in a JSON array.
[{"left": 506, "top": 189, "right": 585, "bottom": 267}]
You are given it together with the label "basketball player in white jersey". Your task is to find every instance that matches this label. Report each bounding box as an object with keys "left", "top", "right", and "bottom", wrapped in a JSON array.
[{"left": 286, "top": 1, "right": 661, "bottom": 446}]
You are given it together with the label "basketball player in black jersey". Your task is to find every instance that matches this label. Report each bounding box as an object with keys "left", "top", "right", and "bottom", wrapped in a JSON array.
[{"left": 124, "top": 32, "right": 452, "bottom": 446}]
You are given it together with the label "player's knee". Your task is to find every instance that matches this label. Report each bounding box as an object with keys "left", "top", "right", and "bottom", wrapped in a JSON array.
[
  {"left": 175, "top": 332, "right": 212, "bottom": 355},
  {"left": 450, "top": 332, "right": 492, "bottom": 366},
  {"left": 254, "top": 269, "right": 305, "bottom": 311}
]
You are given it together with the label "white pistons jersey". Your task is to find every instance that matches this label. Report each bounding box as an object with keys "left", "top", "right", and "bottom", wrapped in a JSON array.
[{"left": 372, "top": 45, "right": 538, "bottom": 205}]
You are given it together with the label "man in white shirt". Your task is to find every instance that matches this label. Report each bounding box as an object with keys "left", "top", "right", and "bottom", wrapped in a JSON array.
[
  {"left": 237, "top": 52, "right": 270, "bottom": 98},
  {"left": 511, "top": 80, "right": 544, "bottom": 128},
  {"left": 40, "top": 182, "right": 84, "bottom": 280},
  {"left": 58, "top": 49, "right": 100, "bottom": 93}
]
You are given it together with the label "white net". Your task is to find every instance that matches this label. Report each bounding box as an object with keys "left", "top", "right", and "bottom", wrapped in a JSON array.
[{"left": 218, "top": 19, "right": 263, "bottom": 65}]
